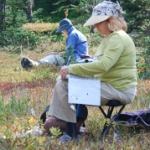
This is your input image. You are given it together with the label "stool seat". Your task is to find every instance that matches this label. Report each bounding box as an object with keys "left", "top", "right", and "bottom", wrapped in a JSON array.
[{"left": 106, "top": 100, "right": 123, "bottom": 107}]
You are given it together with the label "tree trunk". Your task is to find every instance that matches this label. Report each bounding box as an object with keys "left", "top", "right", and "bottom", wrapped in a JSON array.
[
  {"left": 0, "top": 0, "right": 6, "bottom": 31},
  {"left": 23, "top": 0, "right": 34, "bottom": 22}
]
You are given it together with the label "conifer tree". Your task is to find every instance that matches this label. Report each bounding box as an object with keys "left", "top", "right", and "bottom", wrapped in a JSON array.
[{"left": 120, "top": 0, "right": 150, "bottom": 32}]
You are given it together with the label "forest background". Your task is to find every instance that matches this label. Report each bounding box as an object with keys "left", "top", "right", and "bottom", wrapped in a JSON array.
[{"left": 0, "top": 0, "right": 150, "bottom": 149}]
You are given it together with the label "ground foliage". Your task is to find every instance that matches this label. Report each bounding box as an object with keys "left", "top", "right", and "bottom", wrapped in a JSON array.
[
  {"left": 0, "top": 0, "right": 150, "bottom": 149},
  {"left": 0, "top": 39, "right": 150, "bottom": 149}
]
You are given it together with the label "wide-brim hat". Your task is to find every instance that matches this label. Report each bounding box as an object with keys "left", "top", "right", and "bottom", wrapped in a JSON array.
[
  {"left": 56, "top": 18, "right": 73, "bottom": 33},
  {"left": 83, "top": 1, "right": 122, "bottom": 26},
  {"left": 84, "top": 16, "right": 110, "bottom": 26}
]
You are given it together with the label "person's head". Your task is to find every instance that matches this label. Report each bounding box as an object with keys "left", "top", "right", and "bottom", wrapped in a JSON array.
[
  {"left": 84, "top": 1, "right": 127, "bottom": 36},
  {"left": 56, "top": 18, "right": 73, "bottom": 34}
]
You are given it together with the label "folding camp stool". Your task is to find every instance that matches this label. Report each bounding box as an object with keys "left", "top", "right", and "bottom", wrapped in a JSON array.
[{"left": 99, "top": 100, "right": 125, "bottom": 140}]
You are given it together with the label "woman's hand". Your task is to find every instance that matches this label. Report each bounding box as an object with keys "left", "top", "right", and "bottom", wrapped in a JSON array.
[{"left": 60, "top": 66, "right": 69, "bottom": 80}]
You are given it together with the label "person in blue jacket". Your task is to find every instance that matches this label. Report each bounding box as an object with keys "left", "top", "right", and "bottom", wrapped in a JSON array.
[{"left": 21, "top": 18, "right": 88, "bottom": 68}]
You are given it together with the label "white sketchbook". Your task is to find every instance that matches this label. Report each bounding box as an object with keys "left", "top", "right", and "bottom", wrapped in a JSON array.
[{"left": 68, "top": 75, "right": 101, "bottom": 106}]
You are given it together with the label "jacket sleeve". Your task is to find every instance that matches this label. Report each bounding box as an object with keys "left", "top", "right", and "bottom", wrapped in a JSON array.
[{"left": 69, "top": 34, "right": 124, "bottom": 77}]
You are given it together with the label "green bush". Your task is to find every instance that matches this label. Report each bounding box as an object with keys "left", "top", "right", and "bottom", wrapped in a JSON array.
[
  {"left": 49, "top": 33, "right": 64, "bottom": 43},
  {"left": 131, "top": 32, "right": 150, "bottom": 79},
  {"left": 6, "top": 0, "right": 28, "bottom": 28},
  {"left": 0, "top": 27, "right": 40, "bottom": 52},
  {"left": 0, "top": 95, "right": 30, "bottom": 126}
]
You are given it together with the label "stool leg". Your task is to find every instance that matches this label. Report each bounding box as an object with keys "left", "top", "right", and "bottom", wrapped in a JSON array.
[
  {"left": 100, "top": 105, "right": 125, "bottom": 140},
  {"left": 99, "top": 105, "right": 125, "bottom": 140},
  {"left": 100, "top": 123, "right": 111, "bottom": 140},
  {"left": 100, "top": 106, "right": 114, "bottom": 140},
  {"left": 114, "top": 128, "right": 122, "bottom": 139}
]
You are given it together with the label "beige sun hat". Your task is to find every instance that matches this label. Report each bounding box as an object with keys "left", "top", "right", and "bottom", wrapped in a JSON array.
[{"left": 83, "top": 1, "right": 123, "bottom": 26}]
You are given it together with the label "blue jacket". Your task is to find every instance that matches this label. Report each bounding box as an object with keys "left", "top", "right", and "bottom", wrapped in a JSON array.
[{"left": 66, "top": 26, "right": 88, "bottom": 60}]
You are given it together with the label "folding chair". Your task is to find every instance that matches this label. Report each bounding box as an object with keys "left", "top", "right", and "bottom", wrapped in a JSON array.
[{"left": 99, "top": 100, "right": 126, "bottom": 140}]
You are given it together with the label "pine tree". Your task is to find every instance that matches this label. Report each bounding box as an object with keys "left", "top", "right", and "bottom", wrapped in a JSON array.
[{"left": 120, "top": 0, "right": 150, "bottom": 32}]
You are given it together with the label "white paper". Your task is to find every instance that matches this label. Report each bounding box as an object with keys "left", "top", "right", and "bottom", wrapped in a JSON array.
[{"left": 68, "top": 75, "right": 101, "bottom": 106}]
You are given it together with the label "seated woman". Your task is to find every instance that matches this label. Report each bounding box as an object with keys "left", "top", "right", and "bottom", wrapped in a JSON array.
[{"left": 48, "top": 1, "right": 137, "bottom": 143}]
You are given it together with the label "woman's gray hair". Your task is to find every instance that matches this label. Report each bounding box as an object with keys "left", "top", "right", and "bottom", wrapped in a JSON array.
[{"left": 107, "top": 16, "right": 127, "bottom": 32}]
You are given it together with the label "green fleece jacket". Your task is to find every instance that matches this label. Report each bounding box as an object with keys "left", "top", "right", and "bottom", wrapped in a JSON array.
[{"left": 69, "top": 30, "right": 137, "bottom": 91}]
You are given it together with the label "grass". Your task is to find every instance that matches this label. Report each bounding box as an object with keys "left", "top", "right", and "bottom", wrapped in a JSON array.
[
  {"left": 22, "top": 23, "right": 59, "bottom": 32},
  {"left": 0, "top": 39, "right": 150, "bottom": 150}
]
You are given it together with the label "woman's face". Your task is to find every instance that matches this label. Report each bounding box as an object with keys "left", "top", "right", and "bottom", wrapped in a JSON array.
[{"left": 94, "top": 20, "right": 110, "bottom": 37}]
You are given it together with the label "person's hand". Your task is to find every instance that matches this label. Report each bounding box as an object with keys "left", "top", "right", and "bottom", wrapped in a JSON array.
[
  {"left": 60, "top": 66, "right": 69, "bottom": 80},
  {"left": 47, "top": 52, "right": 58, "bottom": 56}
]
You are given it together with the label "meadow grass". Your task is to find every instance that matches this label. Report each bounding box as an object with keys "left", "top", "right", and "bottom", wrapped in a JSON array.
[
  {"left": 0, "top": 39, "right": 150, "bottom": 150},
  {"left": 22, "top": 23, "right": 59, "bottom": 33}
]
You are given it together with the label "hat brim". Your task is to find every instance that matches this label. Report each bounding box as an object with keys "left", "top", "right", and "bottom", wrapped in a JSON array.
[
  {"left": 56, "top": 25, "right": 72, "bottom": 33},
  {"left": 83, "top": 16, "right": 110, "bottom": 26},
  {"left": 56, "top": 28, "right": 62, "bottom": 33}
]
